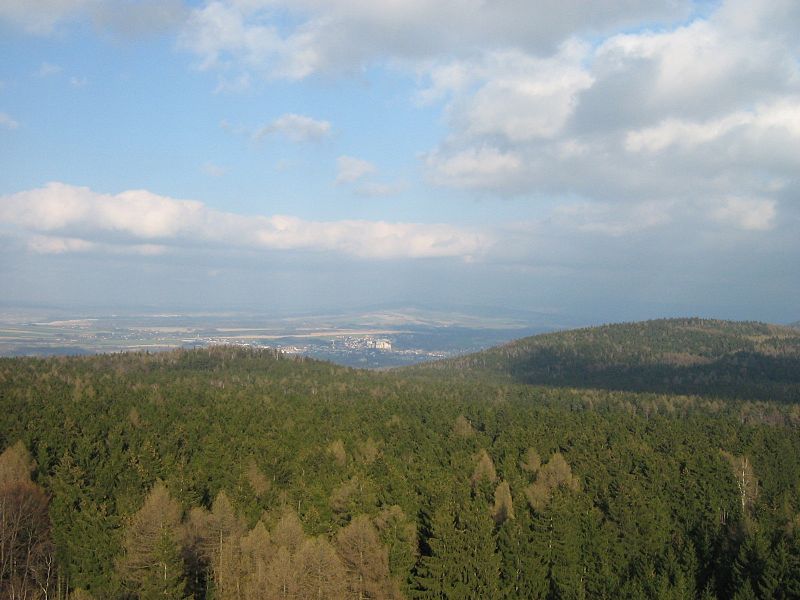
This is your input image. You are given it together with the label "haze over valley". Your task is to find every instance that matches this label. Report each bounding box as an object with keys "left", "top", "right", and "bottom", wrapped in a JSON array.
[{"left": 0, "top": 305, "right": 558, "bottom": 367}]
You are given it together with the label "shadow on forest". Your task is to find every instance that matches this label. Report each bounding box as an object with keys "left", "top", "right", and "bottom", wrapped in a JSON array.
[{"left": 503, "top": 349, "right": 800, "bottom": 403}]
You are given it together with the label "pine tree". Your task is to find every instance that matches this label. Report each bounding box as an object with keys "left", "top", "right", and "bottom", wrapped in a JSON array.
[{"left": 138, "top": 527, "right": 188, "bottom": 600}]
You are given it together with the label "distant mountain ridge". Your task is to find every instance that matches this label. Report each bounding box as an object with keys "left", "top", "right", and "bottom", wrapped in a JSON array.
[{"left": 409, "top": 318, "right": 800, "bottom": 402}]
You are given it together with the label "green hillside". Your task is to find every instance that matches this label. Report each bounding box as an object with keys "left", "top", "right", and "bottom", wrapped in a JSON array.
[
  {"left": 409, "top": 318, "right": 800, "bottom": 402},
  {"left": 2, "top": 340, "right": 800, "bottom": 598}
]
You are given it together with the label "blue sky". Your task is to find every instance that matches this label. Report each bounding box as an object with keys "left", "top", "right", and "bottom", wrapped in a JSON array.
[{"left": 1, "top": 0, "right": 799, "bottom": 324}]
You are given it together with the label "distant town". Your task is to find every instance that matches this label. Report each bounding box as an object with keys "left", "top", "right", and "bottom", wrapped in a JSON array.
[{"left": 0, "top": 307, "right": 555, "bottom": 368}]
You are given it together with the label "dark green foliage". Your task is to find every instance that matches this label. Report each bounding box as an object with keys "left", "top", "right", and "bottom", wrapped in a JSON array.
[
  {"left": 497, "top": 510, "right": 548, "bottom": 599},
  {"left": 0, "top": 342, "right": 799, "bottom": 598},
  {"left": 138, "top": 528, "right": 187, "bottom": 600},
  {"left": 409, "top": 318, "right": 800, "bottom": 403},
  {"left": 415, "top": 492, "right": 500, "bottom": 599}
]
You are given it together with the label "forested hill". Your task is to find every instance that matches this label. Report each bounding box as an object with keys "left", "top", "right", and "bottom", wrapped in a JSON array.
[
  {"left": 407, "top": 318, "right": 800, "bottom": 402},
  {"left": 2, "top": 346, "right": 800, "bottom": 598}
]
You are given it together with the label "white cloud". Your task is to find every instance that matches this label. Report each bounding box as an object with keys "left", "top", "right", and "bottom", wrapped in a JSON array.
[
  {"left": 595, "top": 19, "right": 798, "bottom": 126},
  {"left": 336, "top": 156, "right": 376, "bottom": 184},
  {"left": 431, "top": 43, "right": 594, "bottom": 143},
  {"left": 0, "top": 112, "right": 19, "bottom": 130},
  {"left": 179, "top": 2, "right": 288, "bottom": 73},
  {"left": 27, "top": 234, "right": 168, "bottom": 256},
  {"left": 253, "top": 113, "right": 331, "bottom": 143},
  {"left": 426, "top": 146, "right": 522, "bottom": 190},
  {"left": 179, "top": 0, "right": 690, "bottom": 80},
  {"left": 27, "top": 234, "right": 95, "bottom": 254},
  {"left": 624, "top": 100, "right": 800, "bottom": 155},
  {"left": 0, "top": 182, "right": 491, "bottom": 260},
  {"left": 625, "top": 112, "right": 751, "bottom": 154},
  {"left": 418, "top": 0, "right": 799, "bottom": 235},
  {"left": 414, "top": 61, "right": 473, "bottom": 105},
  {"left": 711, "top": 197, "right": 777, "bottom": 231}
]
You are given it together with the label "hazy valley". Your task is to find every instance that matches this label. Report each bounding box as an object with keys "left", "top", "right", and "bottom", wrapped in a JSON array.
[{"left": 0, "top": 306, "right": 557, "bottom": 367}]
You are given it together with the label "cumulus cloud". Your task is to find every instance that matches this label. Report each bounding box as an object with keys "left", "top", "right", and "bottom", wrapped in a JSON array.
[
  {"left": 253, "top": 113, "right": 331, "bottom": 143},
  {"left": 416, "top": 0, "right": 799, "bottom": 237},
  {"left": 624, "top": 100, "right": 800, "bottom": 157},
  {"left": 0, "top": 183, "right": 491, "bottom": 260},
  {"left": 426, "top": 146, "right": 523, "bottom": 191},
  {"left": 336, "top": 156, "right": 376, "bottom": 184},
  {"left": 424, "top": 43, "right": 594, "bottom": 143}
]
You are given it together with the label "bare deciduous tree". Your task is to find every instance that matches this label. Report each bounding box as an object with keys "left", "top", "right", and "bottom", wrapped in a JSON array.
[
  {"left": 116, "top": 480, "right": 186, "bottom": 598},
  {"left": 335, "top": 515, "right": 398, "bottom": 600},
  {"left": 1, "top": 481, "right": 55, "bottom": 600},
  {"left": 296, "top": 537, "right": 347, "bottom": 600}
]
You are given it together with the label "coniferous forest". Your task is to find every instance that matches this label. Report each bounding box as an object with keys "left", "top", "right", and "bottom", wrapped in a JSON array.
[{"left": 2, "top": 319, "right": 800, "bottom": 599}]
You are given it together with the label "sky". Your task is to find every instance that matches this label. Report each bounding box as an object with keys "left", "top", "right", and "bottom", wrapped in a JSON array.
[{"left": 0, "top": 0, "right": 798, "bottom": 324}]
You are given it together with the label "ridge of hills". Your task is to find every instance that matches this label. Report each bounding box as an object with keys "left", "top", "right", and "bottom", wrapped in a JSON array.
[{"left": 407, "top": 317, "right": 800, "bottom": 402}]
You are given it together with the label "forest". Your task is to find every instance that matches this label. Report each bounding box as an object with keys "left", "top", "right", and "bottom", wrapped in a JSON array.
[
  {"left": 410, "top": 318, "right": 800, "bottom": 402},
  {"left": 1, "top": 319, "right": 800, "bottom": 599}
]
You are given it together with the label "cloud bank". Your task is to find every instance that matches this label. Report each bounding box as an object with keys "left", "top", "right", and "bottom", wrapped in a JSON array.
[
  {"left": 0, "top": 183, "right": 491, "bottom": 260},
  {"left": 178, "top": 0, "right": 691, "bottom": 79}
]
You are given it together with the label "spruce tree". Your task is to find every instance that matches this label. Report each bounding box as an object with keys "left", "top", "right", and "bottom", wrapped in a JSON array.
[
  {"left": 415, "top": 492, "right": 500, "bottom": 599},
  {"left": 497, "top": 510, "right": 548, "bottom": 599},
  {"left": 138, "top": 527, "right": 188, "bottom": 600}
]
